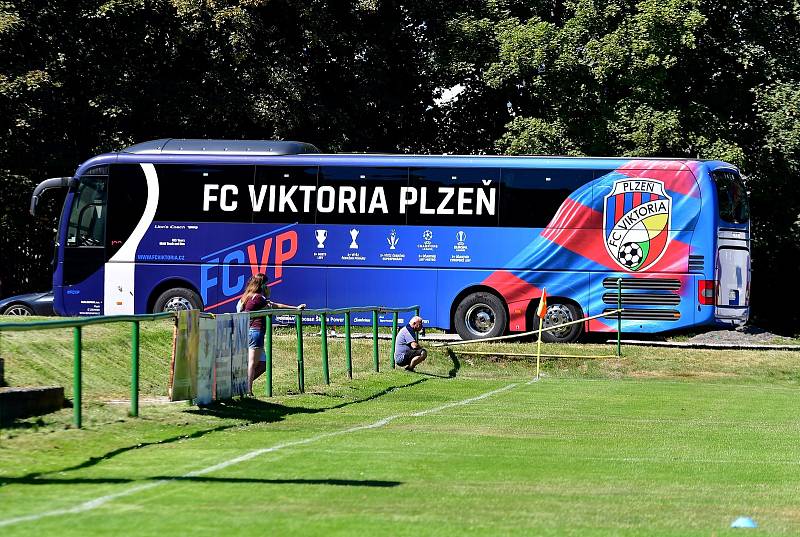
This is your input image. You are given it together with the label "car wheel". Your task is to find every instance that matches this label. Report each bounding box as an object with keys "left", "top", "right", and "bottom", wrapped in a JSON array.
[
  {"left": 3, "top": 304, "right": 35, "bottom": 316},
  {"left": 540, "top": 302, "right": 584, "bottom": 343},
  {"left": 153, "top": 288, "right": 203, "bottom": 313},
  {"left": 454, "top": 292, "right": 507, "bottom": 340}
]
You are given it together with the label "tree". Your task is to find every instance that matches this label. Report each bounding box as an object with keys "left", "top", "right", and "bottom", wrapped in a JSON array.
[
  {"left": 0, "top": 0, "right": 458, "bottom": 296},
  {"left": 439, "top": 0, "right": 800, "bottom": 333}
]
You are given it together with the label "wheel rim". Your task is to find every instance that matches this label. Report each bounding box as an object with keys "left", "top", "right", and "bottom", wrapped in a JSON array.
[
  {"left": 4, "top": 305, "right": 32, "bottom": 316},
  {"left": 162, "top": 296, "right": 194, "bottom": 312},
  {"left": 543, "top": 304, "right": 575, "bottom": 338},
  {"left": 464, "top": 303, "right": 496, "bottom": 337}
]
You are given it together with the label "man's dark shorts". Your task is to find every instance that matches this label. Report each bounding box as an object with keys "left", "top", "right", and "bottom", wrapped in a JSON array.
[{"left": 396, "top": 348, "right": 425, "bottom": 367}]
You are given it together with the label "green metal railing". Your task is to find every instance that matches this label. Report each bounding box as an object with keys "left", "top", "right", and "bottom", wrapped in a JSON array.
[
  {"left": 0, "top": 306, "right": 420, "bottom": 428},
  {"left": 0, "top": 312, "right": 176, "bottom": 429},
  {"left": 249, "top": 305, "right": 421, "bottom": 396},
  {"left": 0, "top": 286, "right": 627, "bottom": 428}
]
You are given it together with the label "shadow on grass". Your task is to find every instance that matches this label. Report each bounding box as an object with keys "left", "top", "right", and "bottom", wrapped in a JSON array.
[
  {"left": 325, "top": 377, "right": 428, "bottom": 410},
  {"left": 4, "top": 378, "right": 429, "bottom": 482},
  {"left": 1, "top": 475, "right": 401, "bottom": 488},
  {"left": 0, "top": 417, "right": 47, "bottom": 431},
  {"left": 164, "top": 476, "right": 402, "bottom": 487},
  {"left": 186, "top": 397, "right": 322, "bottom": 421},
  {"left": 393, "top": 348, "right": 461, "bottom": 379},
  {"left": 7, "top": 422, "right": 240, "bottom": 483}
]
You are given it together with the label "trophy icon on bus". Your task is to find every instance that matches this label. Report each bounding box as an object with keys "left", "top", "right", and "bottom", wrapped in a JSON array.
[
  {"left": 315, "top": 229, "right": 327, "bottom": 249},
  {"left": 388, "top": 230, "right": 399, "bottom": 250},
  {"left": 349, "top": 228, "right": 359, "bottom": 249}
]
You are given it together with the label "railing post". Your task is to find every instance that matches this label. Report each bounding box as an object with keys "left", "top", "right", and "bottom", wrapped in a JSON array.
[
  {"left": 345, "top": 311, "right": 352, "bottom": 379},
  {"left": 265, "top": 314, "right": 273, "bottom": 397},
  {"left": 372, "top": 309, "right": 379, "bottom": 372},
  {"left": 130, "top": 321, "right": 140, "bottom": 418},
  {"left": 320, "top": 313, "right": 330, "bottom": 385},
  {"left": 617, "top": 278, "right": 623, "bottom": 357},
  {"left": 295, "top": 313, "right": 304, "bottom": 393},
  {"left": 391, "top": 311, "right": 399, "bottom": 369},
  {"left": 73, "top": 326, "right": 82, "bottom": 429}
]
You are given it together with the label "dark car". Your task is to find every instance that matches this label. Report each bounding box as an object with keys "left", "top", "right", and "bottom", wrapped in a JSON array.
[{"left": 0, "top": 291, "right": 55, "bottom": 316}]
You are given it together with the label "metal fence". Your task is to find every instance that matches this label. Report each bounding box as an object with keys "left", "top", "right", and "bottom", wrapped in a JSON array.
[
  {"left": 0, "top": 280, "right": 627, "bottom": 429},
  {"left": 0, "top": 305, "right": 420, "bottom": 428}
]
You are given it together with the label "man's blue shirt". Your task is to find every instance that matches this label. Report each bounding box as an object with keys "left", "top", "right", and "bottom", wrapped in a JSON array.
[{"left": 394, "top": 324, "right": 417, "bottom": 363}]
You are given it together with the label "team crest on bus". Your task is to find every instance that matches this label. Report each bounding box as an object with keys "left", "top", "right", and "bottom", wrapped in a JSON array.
[{"left": 603, "top": 179, "right": 672, "bottom": 272}]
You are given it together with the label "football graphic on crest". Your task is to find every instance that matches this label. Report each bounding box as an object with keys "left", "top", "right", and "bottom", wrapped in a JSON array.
[{"left": 618, "top": 242, "right": 644, "bottom": 269}]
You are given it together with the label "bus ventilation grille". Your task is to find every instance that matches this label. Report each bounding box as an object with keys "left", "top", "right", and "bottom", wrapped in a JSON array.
[
  {"left": 602, "top": 293, "right": 680, "bottom": 306},
  {"left": 688, "top": 255, "right": 705, "bottom": 272},
  {"left": 84, "top": 166, "right": 109, "bottom": 175},
  {"left": 602, "top": 277, "right": 681, "bottom": 290},
  {"left": 603, "top": 308, "right": 681, "bottom": 321}
]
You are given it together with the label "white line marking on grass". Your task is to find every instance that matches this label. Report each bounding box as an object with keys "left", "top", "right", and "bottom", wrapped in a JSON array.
[
  {"left": 0, "top": 381, "right": 522, "bottom": 528},
  {"left": 408, "top": 383, "right": 519, "bottom": 417},
  {"left": 0, "top": 482, "right": 166, "bottom": 527}
]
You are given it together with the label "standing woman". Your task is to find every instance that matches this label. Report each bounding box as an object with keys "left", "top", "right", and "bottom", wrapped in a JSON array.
[{"left": 238, "top": 273, "right": 306, "bottom": 395}]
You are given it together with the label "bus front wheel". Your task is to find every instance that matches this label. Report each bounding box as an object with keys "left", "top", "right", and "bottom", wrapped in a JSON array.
[
  {"left": 454, "top": 292, "right": 507, "bottom": 340},
  {"left": 153, "top": 287, "right": 203, "bottom": 313},
  {"left": 540, "top": 302, "right": 583, "bottom": 343}
]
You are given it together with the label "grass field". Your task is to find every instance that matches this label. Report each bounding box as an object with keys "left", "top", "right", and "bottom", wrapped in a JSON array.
[{"left": 1, "top": 319, "right": 799, "bottom": 535}]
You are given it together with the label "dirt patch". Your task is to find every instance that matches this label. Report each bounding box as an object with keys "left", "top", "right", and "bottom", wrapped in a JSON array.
[
  {"left": 682, "top": 326, "right": 797, "bottom": 345},
  {"left": 627, "top": 370, "right": 738, "bottom": 379}
]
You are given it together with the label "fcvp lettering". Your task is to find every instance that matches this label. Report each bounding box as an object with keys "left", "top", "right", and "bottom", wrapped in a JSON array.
[{"left": 200, "top": 230, "right": 298, "bottom": 305}]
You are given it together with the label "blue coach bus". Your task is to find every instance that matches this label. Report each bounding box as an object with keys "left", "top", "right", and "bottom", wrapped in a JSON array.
[{"left": 30, "top": 139, "right": 750, "bottom": 342}]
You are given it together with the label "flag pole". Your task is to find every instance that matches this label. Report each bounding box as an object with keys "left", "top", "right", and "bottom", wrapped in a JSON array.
[
  {"left": 536, "top": 314, "right": 543, "bottom": 379},
  {"left": 535, "top": 287, "right": 547, "bottom": 380}
]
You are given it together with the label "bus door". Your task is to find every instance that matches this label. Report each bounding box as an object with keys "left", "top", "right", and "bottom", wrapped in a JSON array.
[
  {"left": 712, "top": 170, "right": 750, "bottom": 326},
  {"left": 60, "top": 173, "right": 108, "bottom": 315},
  {"left": 715, "top": 230, "right": 750, "bottom": 325}
]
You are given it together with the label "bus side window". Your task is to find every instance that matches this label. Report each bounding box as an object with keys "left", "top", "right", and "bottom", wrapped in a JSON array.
[
  {"left": 712, "top": 170, "right": 749, "bottom": 224},
  {"left": 153, "top": 164, "right": 255, "bottom": 223},
  {"left": 106, "top": 164, "right": 148, "bottom": 259},
  {"left": 408, "top": 167, "right": 499, "bottom": 227},
  {"left": 317, "top": 166, "right": 408, "bottom": 225},
  {"left": 254, "top": 165, "right": 318, "bottom": 224},
  {"left": 500, "top": 169, "right": 594, "bottom": 228}
]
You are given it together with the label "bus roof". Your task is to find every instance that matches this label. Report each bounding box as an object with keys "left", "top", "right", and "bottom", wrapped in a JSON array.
[
  {"left": 75, "top": 140, "right": 734, "bottom": 176},
  {"left": 121, "top": 139, "right": 321, "bottom": 156}
]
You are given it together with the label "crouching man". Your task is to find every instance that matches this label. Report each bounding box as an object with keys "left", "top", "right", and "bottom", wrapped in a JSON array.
[{"left": 394, "top": 315, "right": 427, "bottom": 371}]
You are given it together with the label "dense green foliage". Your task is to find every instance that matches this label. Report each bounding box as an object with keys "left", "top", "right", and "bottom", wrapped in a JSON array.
[{"left": 1, "top": 0, "right": 798, "bottom": 331}]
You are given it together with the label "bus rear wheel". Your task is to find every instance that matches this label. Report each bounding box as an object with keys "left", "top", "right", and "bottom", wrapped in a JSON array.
[
  {"left": 454, "top": 292, "right": 507, "bottom": 340},
  {"left": 153, "top": 287, "right": 203, "bottom": 313},
  {"left": 540, "top": 302, "right": 583, "bottom": 343}
]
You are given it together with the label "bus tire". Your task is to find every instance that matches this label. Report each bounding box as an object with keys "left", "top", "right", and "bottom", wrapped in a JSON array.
[
  {"left": 454, "top": 292, "right": 507, "bottom": 340},
  {"left": 153, "top": 287, "right": 203, "bottom": 313},
  {"left": 540, "top": 302, "right": 583, "bottom": 343}
]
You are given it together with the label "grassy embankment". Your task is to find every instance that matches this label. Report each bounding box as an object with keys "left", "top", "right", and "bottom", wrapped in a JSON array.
[{"left": 1, "top": 318, "right": 798, "bottom": 535}]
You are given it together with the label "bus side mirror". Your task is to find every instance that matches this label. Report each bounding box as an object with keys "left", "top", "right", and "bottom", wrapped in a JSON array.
[{"left": 30, "top": 177, "right": 72, "bottom": 216}]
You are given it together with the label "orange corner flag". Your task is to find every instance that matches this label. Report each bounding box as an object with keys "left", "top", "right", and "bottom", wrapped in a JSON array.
[{"left": 536, "top": 289, "right": 548, "bottom": 319}]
